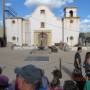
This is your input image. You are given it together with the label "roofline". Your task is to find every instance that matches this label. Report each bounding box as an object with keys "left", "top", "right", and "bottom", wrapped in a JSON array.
[
  {"left": 64, "top": 6, "right": 77, "bottom": 10},
  {"left": 5, "top": 17, "right": 25, "bottom": 20},
  {"left": 31, "top": 5, "right": 61, "bottom": 20}
]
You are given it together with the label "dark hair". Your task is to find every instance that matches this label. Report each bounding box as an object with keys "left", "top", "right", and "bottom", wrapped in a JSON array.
[
  {"left": 77, "top": 47, "right": 82, "bottom": 51},
  {"left": 64, "top": 80, "right": 79, "bottom": 90},
  {"left": 0, "top": 84, "right": 9, "bottom": 90},
  {"left": 0, "top": 67, "right": 2, "bottom": 74},
  {"left": 84, "top": 52, "right": 90, "bottom": 65},
  {"left": 52, "top": 69, "right": 62, "bottom": 79}
]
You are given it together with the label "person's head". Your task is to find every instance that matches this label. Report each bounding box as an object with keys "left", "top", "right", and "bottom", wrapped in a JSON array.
[
  {"left": 52, "top": 69, "right": 62, "bottom": 79},
  {"left": 84, "top": 52, "right": 90, "bottom": 65},
  {"left": 15, "top": 65, "right": 42, "bottom": 90},
  {"left": 0, "top": 67, "right": 2, "bottom": 74},
  {"left": 0, "top": 75, "right": 9, "bottom": 90},
  {"left": 77, "top": 47, "right": 82, "bottom": 53},
  {"left": 64, "top": 80, "right": 79, "bottom": 90}
]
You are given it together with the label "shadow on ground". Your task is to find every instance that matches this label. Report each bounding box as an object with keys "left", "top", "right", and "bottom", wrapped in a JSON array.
[{"left": 62, "top": 65, "right": 72, "bottom": 77}]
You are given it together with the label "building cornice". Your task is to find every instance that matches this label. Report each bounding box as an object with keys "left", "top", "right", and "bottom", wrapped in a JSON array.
[
  {"left": 64, "top": 6, "right": 77, "bottom": 10},
  {"left": 64, "top": 17, "right": 80, "bottom": 19}
]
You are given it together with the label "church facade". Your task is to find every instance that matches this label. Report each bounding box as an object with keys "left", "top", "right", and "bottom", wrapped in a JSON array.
[{"left": 5, "top": 6, "right": 80, "bottom": 47}]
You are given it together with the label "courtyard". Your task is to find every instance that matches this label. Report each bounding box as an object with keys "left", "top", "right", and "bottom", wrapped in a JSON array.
[{"left": 0, "top": 47, "right": 88, "bottom": 82}]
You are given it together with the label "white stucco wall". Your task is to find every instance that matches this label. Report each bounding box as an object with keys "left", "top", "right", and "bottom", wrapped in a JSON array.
[
  {"left": 29, "top": 5, "right": 62, "bottom": 46},
  {"left": 63, "top": 7, "right": 80, "bottom": 46},
  {"left": 5, "top": 6, "right": 80, "bottom": 47},
  {"left": 63, "top": 18, "right": 80, "bottom": 46},
  {"left": 6, "top": 18, "right": 29, "bottom": 46}
]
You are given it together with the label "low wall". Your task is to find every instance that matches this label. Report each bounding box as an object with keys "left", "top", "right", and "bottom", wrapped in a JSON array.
[
  {"left": 13, "top": 46, "right": 37, "bottom": 50},
  {"left": 71, "top": 47, "right": 90, "bottom": 51}
]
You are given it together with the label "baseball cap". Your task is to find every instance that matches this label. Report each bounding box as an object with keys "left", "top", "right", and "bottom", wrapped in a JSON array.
[{"left": 15, "top": 65, "right": 42, "bottom": 84}]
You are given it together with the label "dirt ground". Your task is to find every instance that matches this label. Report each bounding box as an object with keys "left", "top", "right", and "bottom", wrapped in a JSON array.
[{"left": 0, "top": 47, "right": 88, "bottom": 82}]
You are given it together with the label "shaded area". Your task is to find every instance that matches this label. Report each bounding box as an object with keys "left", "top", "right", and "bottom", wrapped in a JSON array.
[
  {"left": 62, "top": 65, "right": 72, "bottom": 77},
  {"left": 0, "top": 26, "right": 3, "bottom": 37},
  {"left": 25, "top": 56, "right": 49, "bottom": 61}
]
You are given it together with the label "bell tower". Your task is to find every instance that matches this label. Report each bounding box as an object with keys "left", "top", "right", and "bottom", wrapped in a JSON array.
[
  {"left": 64, "top": 7, "right": 77, "bottom": 17},
  {"left": 63, "top": 7, "right": 80, "bottom": 46}
]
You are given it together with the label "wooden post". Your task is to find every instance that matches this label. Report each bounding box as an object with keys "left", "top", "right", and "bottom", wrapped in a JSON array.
[{"left": 2, "top": 0, "right": 7, "bottom": 47}]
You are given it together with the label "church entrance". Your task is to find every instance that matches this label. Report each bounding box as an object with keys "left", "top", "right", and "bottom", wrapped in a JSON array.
[
  {"left": 34, "top": 31, "right": 51, "bottom": 47},
  {"left": 38, "top": 32, "right": 47, "bottom": 47}
]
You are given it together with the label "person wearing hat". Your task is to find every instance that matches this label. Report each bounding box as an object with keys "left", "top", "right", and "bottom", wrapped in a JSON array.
[{"left": 14, "top": 64, "right": 42, "bottom": 90}]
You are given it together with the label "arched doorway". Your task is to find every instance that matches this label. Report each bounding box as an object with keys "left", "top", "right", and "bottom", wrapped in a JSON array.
[{"left": 69, "top": 10, "right": 73, "bottom": 17}]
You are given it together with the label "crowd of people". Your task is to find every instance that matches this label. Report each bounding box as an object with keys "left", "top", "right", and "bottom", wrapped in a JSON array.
[{"left": 0, "top": 47, "right": 90, "bottom": 90}]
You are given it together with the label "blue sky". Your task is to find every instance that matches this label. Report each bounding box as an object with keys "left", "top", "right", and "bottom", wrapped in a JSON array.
[{"left": 0, "top": 0, "right": 90, "bottom": 32}]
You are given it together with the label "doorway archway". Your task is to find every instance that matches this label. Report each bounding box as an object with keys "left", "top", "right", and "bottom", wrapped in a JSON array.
[{"left": 38, "top": 32, "right": 48, "bottom": 47}]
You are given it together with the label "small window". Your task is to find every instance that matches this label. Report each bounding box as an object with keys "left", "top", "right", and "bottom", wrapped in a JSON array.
[
  {"left": 40, "top": 10, "right": 45, "bottom": 14},
  {"left": 70, "top": 36, "right": 74, "bottom": 40},
  {"left": 41, "top": 22, "right": 45, "bottom": 28},
  {"left": 12, "top": 20, "right": 15, "bottom": 24},
  {"left": 12, "top": 36, "right": 16, "bottom": 41}
]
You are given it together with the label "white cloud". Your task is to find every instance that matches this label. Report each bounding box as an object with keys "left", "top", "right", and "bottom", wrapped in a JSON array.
[
  {"left": 87, "top": 15, "right": 90, "bottom": 18},
  {"left": 81, "top": 16, "right": 90, "bottom": 32},
  {"left": 24, "top": 0, "right": 75, "bottom": 8},
  {"left": 81, "top": 19, "right": 90, "bottom": 24},
  {"left": 5, "top": 3, "right": 12, "bottom": 7}
]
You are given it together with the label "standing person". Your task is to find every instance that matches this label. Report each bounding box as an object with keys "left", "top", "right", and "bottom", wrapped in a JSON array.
[
  {"left": 83, "top": 52, "right": 90, "bottom": 90},
  {"left": 84, "top": 52, "right": 90, "bottom": 78},
  {"left": 73, "top": 47, "right": 85, "bottom": 90},
  {"left": 8, "top": 64, "right": 43, "bottom": 90},
  {"left": 74, "top": 47, "right": 82, "bottom": 70}
]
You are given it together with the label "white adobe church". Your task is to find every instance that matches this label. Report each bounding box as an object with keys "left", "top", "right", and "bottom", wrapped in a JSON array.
[{"left": 5, "top": 5, "right": 80, "bottom": 47}]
